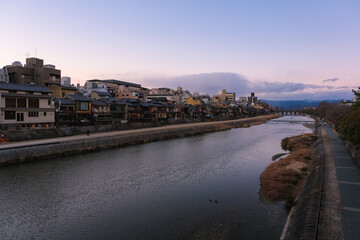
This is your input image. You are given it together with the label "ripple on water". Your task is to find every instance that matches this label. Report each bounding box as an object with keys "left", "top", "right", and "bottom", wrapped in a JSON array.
[{"left": 0, "top": 115, "right": 314, "bottom": 239}]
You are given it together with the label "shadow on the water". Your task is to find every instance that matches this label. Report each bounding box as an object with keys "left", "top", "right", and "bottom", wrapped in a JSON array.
[{"left": 258, "top": 188, "right": 289, "bottom": 212}]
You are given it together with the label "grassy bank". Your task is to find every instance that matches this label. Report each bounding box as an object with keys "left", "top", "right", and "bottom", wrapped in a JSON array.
[{"left": 260, "top": 133, "right": 317, "bottom": 209}]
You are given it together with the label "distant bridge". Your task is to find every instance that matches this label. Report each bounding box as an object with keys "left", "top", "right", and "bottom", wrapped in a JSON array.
[{"left": 273, "top": 109, "right": 306, "bottom": 116}]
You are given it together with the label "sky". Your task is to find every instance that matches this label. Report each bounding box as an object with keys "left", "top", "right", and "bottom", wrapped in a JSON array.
[{"left": 1, "top": 0, "right": 359, "bottom": 100}]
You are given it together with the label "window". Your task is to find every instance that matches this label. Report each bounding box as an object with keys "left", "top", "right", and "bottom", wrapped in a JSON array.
[
  {"left": 44, "top": 112, "right": 47, "bottom": 116},
  {"left": 4, "top": 111, "right": 15, "bottom": 120},
  {"left": 48, "top": 99, "right": 51, "bottom": 105},
  {"left": 5, "top": 97, "right": 16, "bottom": 108},
  {"left": 80, "top": 102, "right": 89, "bottom": 111},
  {"left": 28, "top": 98, "right": 39, "bottom": 108},
  {"left": 8, "top": 73, "right": 16, "bottom": 80},
  {"left": 17, "top": 113, "right": 24, "bottom": 121},
  {"left": 17, "top": 98, "right": 26, "bottom": 108},
  {"left": 28, "top": 112, "right": 39, "bottom": 117}
]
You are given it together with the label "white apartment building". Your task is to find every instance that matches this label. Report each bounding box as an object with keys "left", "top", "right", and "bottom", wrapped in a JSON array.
[{"left": 0, "top": 82, "right": 55, "bottom": 130}]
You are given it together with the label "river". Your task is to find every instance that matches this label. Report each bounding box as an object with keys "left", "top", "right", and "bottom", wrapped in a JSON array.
[{"left": 0, "top": 115, "right": 314, "bottom": 240}]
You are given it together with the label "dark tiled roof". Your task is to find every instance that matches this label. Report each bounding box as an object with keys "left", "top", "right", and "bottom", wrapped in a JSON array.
[
  {"left": 67, "top": 94, "right": 92, "bottom": 102},
  {"left": 2, "top": 92, "right": 52, "bottom": 99},
  {"left": 0, "top": 82, "right": 52, "bottom": 93},
  {"left": 94, "top": 91, "right": 111, "bottom": 97},
  {"left": 114, "top": 100, "right": 127, "bottom": 105},
  {"left": 99, "top": 97, "right": 115, "bottom": 104},
  {"left": 125, "top": 99, "right": 141, "bottom": 104},
  {"left": 55, "top": 98, "right": 74, "bottom": 105},
  {"left": 122, "top": 100, "right": 137, "bottom": 107},
  {"left": 152, "top": 102, "right": 164, "bottom": 107},
  {"left": 92, "top": 99, "right": 108, "bottom": 106},
  {"left": 140, "top": 102, "right": 153, "bottom": 107},
  {"left": 61, "top": 86, "right": 77, "bottom": 90}
]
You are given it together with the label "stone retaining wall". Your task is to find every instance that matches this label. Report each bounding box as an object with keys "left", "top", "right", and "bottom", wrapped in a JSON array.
[{"left": 0, "top": 115, "right": 278, "bottom": 167}]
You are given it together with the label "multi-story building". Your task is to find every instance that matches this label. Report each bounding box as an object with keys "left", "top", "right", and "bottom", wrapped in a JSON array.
[
  {"left": 213, "top": 89, "right": 235, "bottom": 103},
  {"left": 186, "top": 97, "right": 202, "bottom": 106},
  {"left": 61, "top": 76, "right": 71, "bottom": 86},
  {"left": 0, "top": 67, "right": 9, "bottom": 83},
  {"left": 248, "top": 92, "right": 258, "bottom": 105},
  {"left": 116, "top": 85, "right": 139, "bottom": 100},
  {"left": 54, "top": 98, "right": 77, "bottom": 126},
  {"left": 146, "top": 94, "right": 179, "bottom": 103},
  {"left": 174, "top": 86, "right": 191, "bottom": 103},
  {"left": 84, "top": 79, "right": 149, "bottom": 101},
  {"left": 147, "top": 87, "right": 179, "bottom": 102},
  {"left": 105, "top": 79, "right": 149, "bottom": 101},
  {"left": 47, "top": 85, "right": 78, "bottom": 98},
  {"left": 238, "top": 97, "right": 248, "bottom": 107},
  {"left": 83, "top": 79, "right": 109, "bottom": 96},
  {"left": 90, "top": 91, "right": 111, "bottom": 100},
  {"left": 6, "top": 58, "right": 61, "bottom": 87},
  {"left": 0, "top": 82, "right": 55, "bottom": 130},
  {"left": 149, "top": 88, "right": 174, "bottom": 95},
  {"left": 66, "top": 94, "right": 92, "bottom": 125},
  {"left": 226, "top": 92, "right": 236, "bottom": 103},
  {"left": 91, "top": 99, "right": 113, "bottom": 125}
]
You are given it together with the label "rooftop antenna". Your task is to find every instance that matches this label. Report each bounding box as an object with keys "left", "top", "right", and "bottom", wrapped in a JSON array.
[{"left": 25, "top": 52, "right": 29, "bottom": 58}]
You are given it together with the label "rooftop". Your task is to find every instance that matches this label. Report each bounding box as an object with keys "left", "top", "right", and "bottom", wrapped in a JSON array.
[
  {"left": 92, "top": 99, "right": 108, "bottom": 106},
  {"left": 0, "top": 82, "right": 52, "bottom": 93},
  {"left": 55, "top": 98, "right": 74, "bottom": 105},
  {"left": 93, "top": 91, "right": 111, "bottom": 97},
  {"left": 67, "top": 94, "right": 92, "bottom": 102},
  {"left": 87, "top": 79, "right": 142, "bottom": 88}
]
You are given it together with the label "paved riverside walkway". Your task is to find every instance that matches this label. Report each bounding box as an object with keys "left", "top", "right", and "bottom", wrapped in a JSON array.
[
  {"left": 0, "top": 115, "right": 270, "bottom": 151},
  {"left": 322, "top": 125, "right": 360, "bottom": 239}
]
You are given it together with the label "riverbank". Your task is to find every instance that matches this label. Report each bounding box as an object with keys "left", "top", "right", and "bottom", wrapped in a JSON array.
[
  {"left": 260, "top": 116, "right": 331, "bottom": 239},
  {"left": 279, "top": 117, "right": 347, "bottom": 239},
  {"left": 260, "top": 133, "right": 317, "bottom": 209},
  {"left": 0, "top": 114, "right": 278, "bottom": 167}
]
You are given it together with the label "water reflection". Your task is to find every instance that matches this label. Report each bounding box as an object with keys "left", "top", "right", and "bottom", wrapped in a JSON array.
[{"left": 0, "top": 116, "right": 313, "bottom": 239}]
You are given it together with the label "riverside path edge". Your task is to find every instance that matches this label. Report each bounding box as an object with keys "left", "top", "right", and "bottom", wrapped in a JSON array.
[{"left": 0, "top": 115, "right": 278, "bottom": 167}]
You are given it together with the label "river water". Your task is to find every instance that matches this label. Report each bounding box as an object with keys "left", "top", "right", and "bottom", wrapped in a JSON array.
[{"left": 0, "top": 116, "right": 314, "bottom": 240}]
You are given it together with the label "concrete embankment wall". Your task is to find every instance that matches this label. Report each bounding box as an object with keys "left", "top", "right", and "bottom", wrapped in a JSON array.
[
  {"left": 9, "top": 122, "right": 155, "bottom": 142},
  {"left": 0, "top": 115, "right": 278, "bottom": 167},
  {"left": 280, "top": 117, "right": 323, "bottom": 239}
]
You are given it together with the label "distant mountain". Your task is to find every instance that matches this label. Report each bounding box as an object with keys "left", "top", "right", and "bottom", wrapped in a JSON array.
[{"left": 262, "top": 99, "right": 341, "bottom": 110}]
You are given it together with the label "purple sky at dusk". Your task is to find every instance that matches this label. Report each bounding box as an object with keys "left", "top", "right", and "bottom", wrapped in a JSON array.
[{"left": 1, "top": 0, "right": 359, "bottom": 100}]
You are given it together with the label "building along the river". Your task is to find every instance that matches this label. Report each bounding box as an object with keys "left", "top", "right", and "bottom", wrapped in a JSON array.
[
  {"left": 0, "top": 82, "right": 55, "bottom": 130},
  {"left": 6, "top": 58, "right": 61, "bottom": 87}
]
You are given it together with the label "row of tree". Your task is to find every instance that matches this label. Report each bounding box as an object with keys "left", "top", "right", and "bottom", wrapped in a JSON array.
[
  {"left": 338, "top": 88, "right": 360, "bottom": 145},
  {"left": 311, "top": 88, "right": 360, "bottom": 146}
]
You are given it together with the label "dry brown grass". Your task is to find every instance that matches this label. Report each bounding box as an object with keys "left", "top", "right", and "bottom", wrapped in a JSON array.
[
  {"left": 281, "top": 133, "right": 316, "bottom": 151},
  {"left": 260, "top": 133, "right": 316, "bottom": 208}
]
